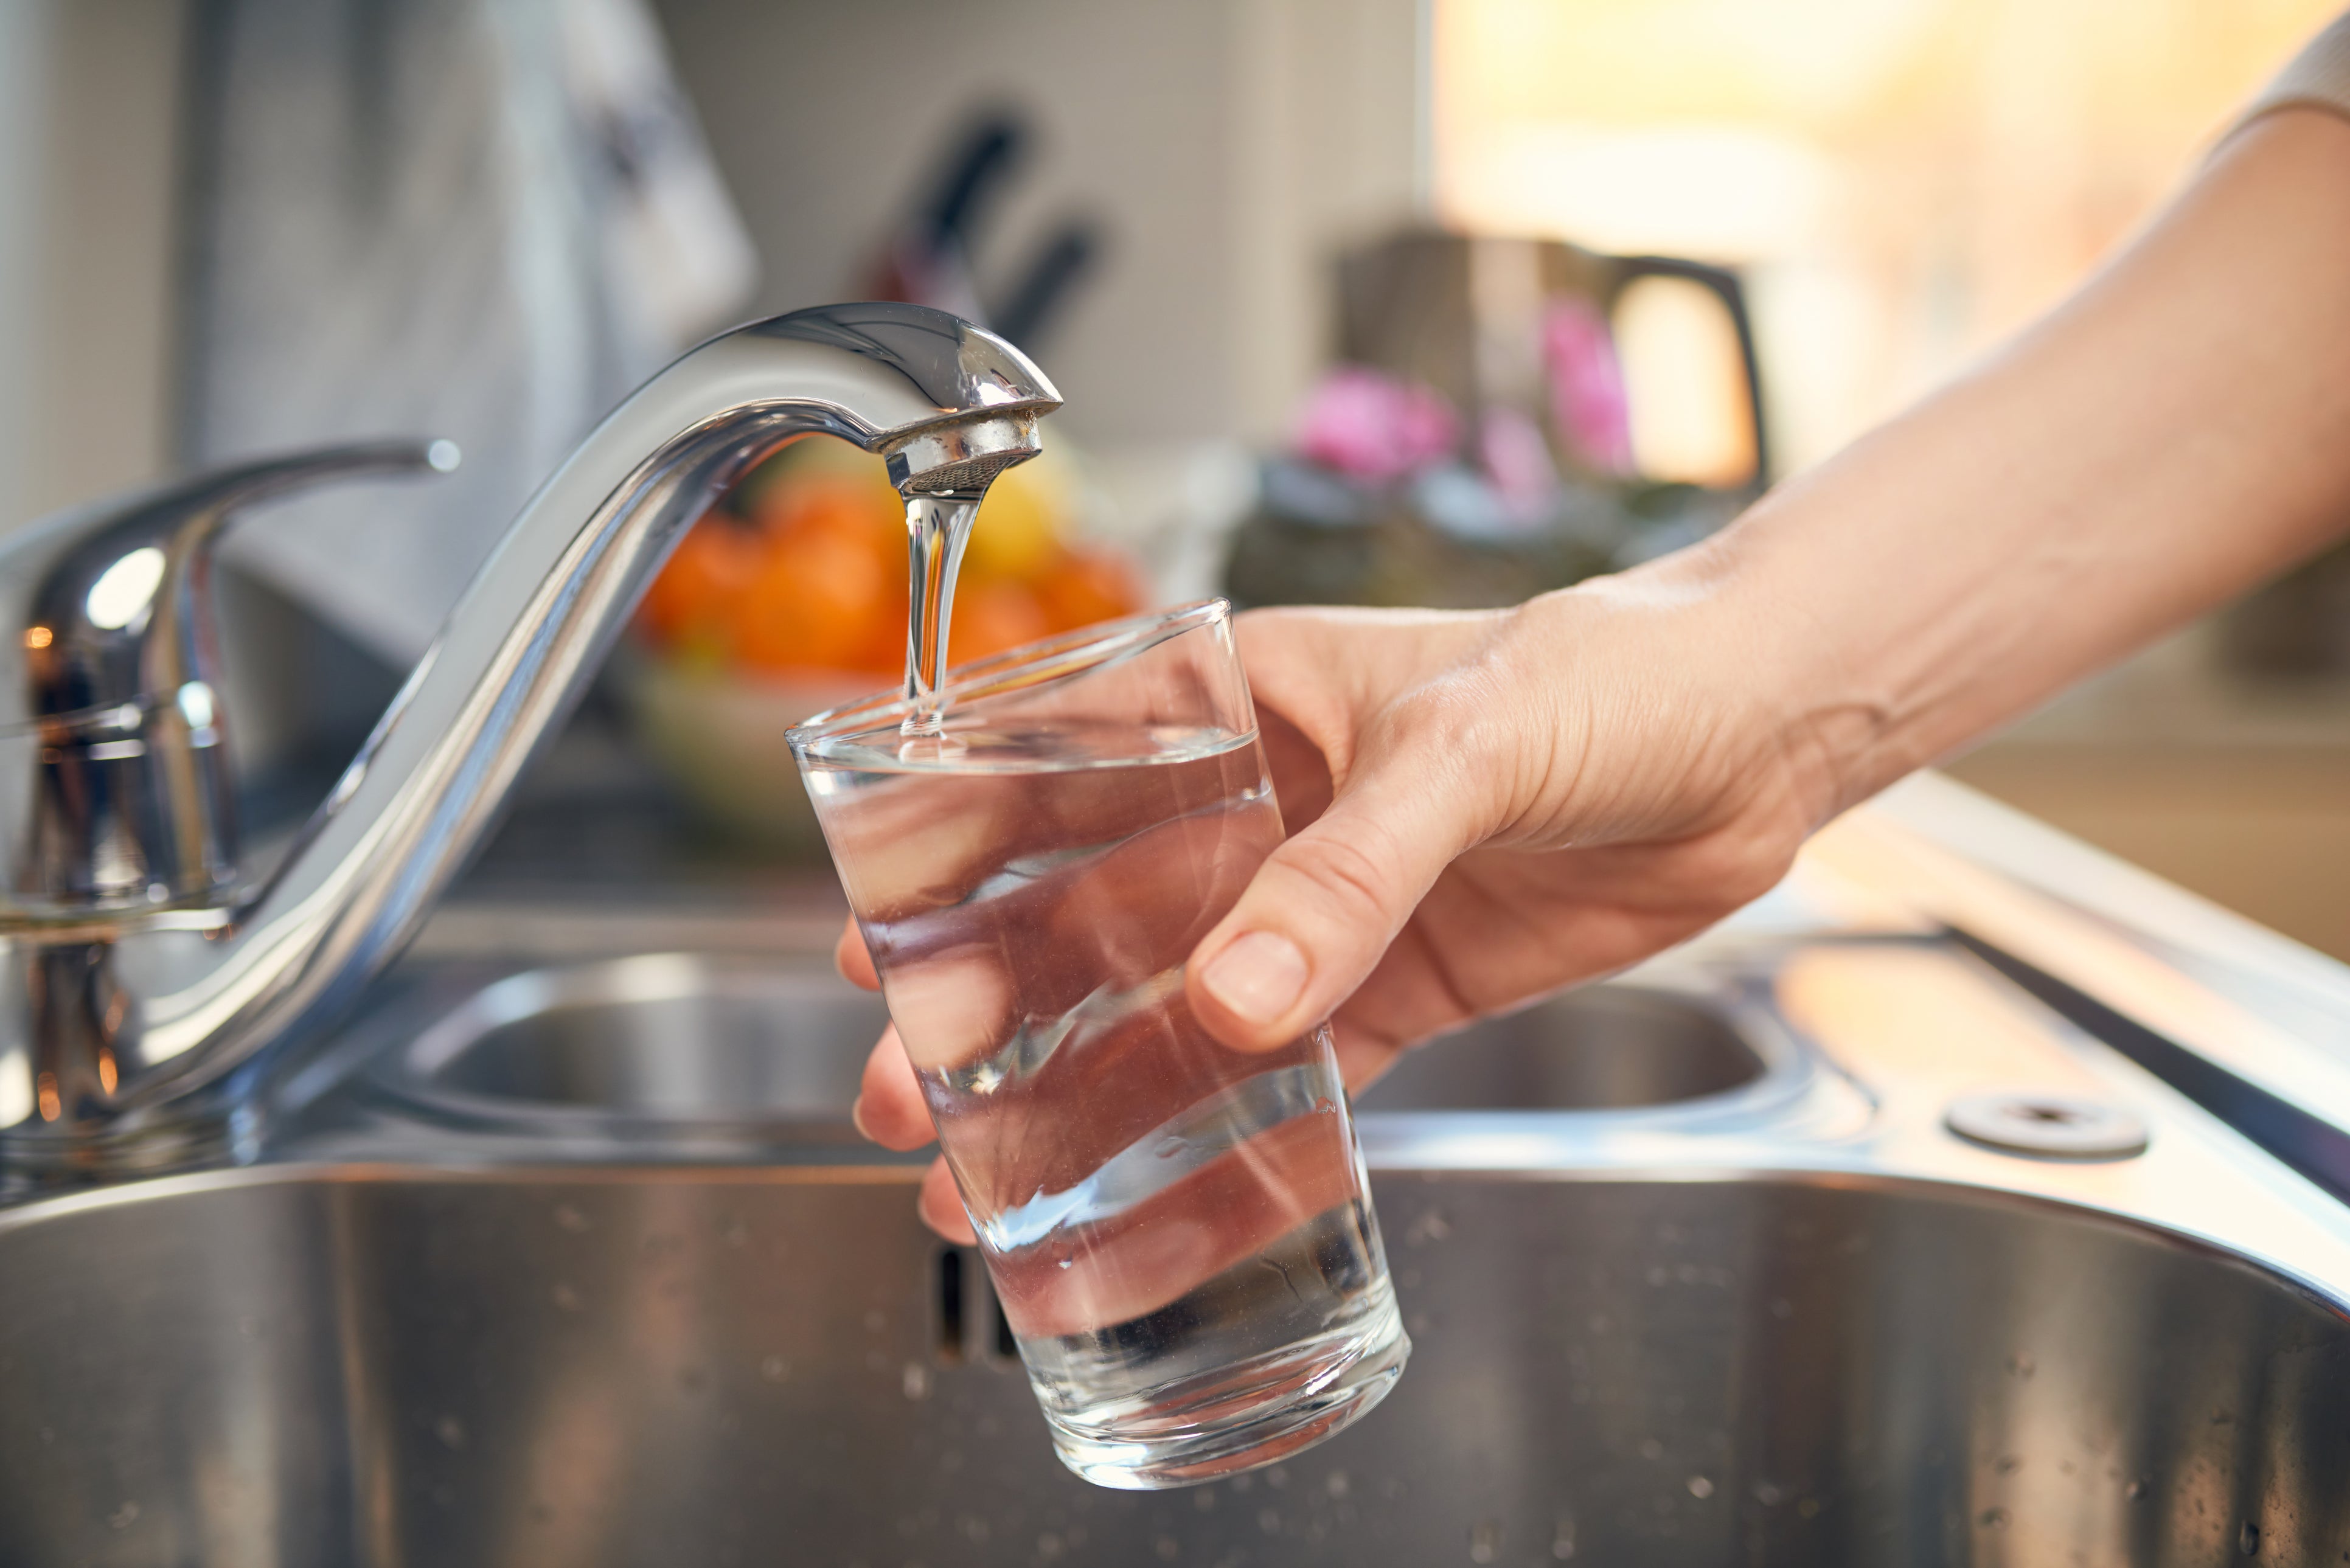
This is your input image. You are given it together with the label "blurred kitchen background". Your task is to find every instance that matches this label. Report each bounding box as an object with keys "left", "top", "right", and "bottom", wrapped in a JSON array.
[{"left": 4, "top": 0, "right": 2348, "bottom": 952}]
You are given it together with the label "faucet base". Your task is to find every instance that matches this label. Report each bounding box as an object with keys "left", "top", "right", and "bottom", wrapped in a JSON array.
[{"left": 0, "top": 1100, "right": 256, "bottom": 1199}]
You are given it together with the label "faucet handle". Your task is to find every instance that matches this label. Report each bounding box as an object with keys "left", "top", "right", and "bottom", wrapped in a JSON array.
[{"left": 0, "top": 441, "right": 457, "bottom": 926}]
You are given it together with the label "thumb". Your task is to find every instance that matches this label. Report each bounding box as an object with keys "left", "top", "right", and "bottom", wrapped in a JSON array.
[{"left": 1186, "top": 739, "right": 1481, "bottom": 1052}]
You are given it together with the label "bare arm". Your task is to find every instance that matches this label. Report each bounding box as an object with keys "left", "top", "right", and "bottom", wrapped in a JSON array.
[
  {"left": 847, "top": 108, "right": 2350, "bottom": 1241},
  {"left": 1731, "top": 108, "right": 2350, "bottom": 811}
]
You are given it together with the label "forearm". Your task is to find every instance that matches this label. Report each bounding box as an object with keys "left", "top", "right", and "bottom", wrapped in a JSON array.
[{"left": 1676, "top": 108, "right": 2350, "bottom": 819}]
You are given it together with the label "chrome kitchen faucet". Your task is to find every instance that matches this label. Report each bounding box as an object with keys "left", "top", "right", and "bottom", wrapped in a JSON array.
[{"left": 0, "top": 303, "right": 1058, "bottom": 1178}]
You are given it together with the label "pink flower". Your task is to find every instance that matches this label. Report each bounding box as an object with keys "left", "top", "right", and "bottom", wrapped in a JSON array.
[
  {"left": 1293, "top": 366, "right": 1460, "bottom": 484},
  {"left": 1478, "top": 406, "right": 1560, "bottom": 520},
  {"left": 1543, "top": 300, "right": 1635, "bottom": 476}
]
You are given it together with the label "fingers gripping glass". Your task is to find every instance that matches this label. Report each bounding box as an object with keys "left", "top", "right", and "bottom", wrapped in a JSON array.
[{"left": 791, "top": 600, "right": 1408, "bottom": 1490}]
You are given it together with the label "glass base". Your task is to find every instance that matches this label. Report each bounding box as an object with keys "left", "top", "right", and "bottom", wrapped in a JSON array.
[{"left": 1041, "top": 1291, "right": 1411, "bottom": 1490}]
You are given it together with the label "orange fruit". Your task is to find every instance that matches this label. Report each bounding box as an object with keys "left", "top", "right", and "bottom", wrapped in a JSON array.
[
  {"left": 638, "top": 518, "right": 763, "bottom": 650},
  {"left": 749, "top": 448, "right": 902, "bottom": 538},
  {"left": 947, "top": 580, "right": 1053, "bottom": 665},
  {"left": 1034, "top": 545, "right": 1145, "bottom": 633},
  {"left": 731, "top": 521, "right": 895, "bottom": 675}
]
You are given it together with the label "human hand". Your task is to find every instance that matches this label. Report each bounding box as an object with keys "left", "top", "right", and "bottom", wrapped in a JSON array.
[
  {"left": 1176, "top": 580, "right": 1832, "bottom": 1076},
  {"left": 841, "top": 572, "right": 1834, "bottom": 1241}
]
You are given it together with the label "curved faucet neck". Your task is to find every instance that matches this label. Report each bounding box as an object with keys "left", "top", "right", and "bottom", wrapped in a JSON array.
[{"left": 0, "top": 303, "right": 1057, "bottom": 1176}]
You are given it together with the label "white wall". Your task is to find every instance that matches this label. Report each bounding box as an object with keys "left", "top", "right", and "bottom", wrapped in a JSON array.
[
  {"left": 654, "top": 0, "right": 1427, "bottom": 449},
  {"left": 0, "top": 0, "right": 186, "bottom": 532}
]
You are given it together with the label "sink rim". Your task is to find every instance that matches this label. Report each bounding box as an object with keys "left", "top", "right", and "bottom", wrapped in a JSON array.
[{"left": 9, "top": 1156, "right": 2347, "bottom": 1323}]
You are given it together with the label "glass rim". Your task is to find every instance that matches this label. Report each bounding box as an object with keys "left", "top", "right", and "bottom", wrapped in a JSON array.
[{"left": 787, "top": 597, "right": 1232, "bottom": 751}]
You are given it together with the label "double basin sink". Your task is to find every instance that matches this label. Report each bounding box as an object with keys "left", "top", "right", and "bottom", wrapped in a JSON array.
[{"left": 6, "top": 885, "right": 2350, "bottom": 1564}]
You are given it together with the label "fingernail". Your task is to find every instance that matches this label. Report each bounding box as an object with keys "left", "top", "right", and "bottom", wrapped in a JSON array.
[
  {"left": 1200, "top": 931, "right": 1309, "bottom": 1026},
  {"left": 850, "top": 1095, "right": 874, "bottom": 1141}
]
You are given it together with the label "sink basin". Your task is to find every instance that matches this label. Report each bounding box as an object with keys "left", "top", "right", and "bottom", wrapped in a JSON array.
[
  {"left": 367, "top": 954, "right": 1770, "bottom": 1126},
  {"left": 1354, "top": 984, "right": 1765, "bottom": 1112},
  {"left": 375, "top": 954, "right": 891, "bottom": 1128},
  {"left": 3, "top": 1165, "right": 2343, "bottom": 1565}
]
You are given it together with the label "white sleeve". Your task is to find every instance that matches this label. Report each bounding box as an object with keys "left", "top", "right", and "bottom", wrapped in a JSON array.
[{"left": 2231, "top": 12, "right": 2350, "bottom": 137}]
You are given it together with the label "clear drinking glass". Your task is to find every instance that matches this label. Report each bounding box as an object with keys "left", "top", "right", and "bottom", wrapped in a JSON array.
[{"left": 790, "top": 599, "right": 1408, "bottom": 1489}]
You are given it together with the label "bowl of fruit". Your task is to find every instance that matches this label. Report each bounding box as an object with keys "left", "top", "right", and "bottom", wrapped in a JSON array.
[{"left": 624, "top": 433, "right": 1145, "bottom": 852}]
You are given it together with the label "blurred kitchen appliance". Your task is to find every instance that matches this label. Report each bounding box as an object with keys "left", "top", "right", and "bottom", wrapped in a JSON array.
[{"left": 1226, "top": 228, "right": 1770, "bottom": 610}]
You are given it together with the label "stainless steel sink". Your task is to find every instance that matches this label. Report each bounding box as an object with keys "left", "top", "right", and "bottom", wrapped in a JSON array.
[
  {"left": 1356, "top": 984, "right": 1765, "bottom": 1112},
  {"left": 2, "top": 1163, "right": 2345, "bottom": 1567},
  {"left": 360, "top": 954, "right": 1773, "bottom": 1127},
  {"left": 33, "top": 909, "right": 2350, "bottom": 1565},
  {"left": 368, "top": 954, "right": 892, "bottom": 1132}
]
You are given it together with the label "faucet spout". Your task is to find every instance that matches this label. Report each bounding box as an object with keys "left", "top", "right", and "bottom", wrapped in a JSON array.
[{"left": 0, "top": 303, "right": 1059, "bottom": 1174}]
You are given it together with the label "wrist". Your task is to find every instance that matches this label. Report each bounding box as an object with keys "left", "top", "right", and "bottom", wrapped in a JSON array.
[{"left": 1501, "top": 544, "right": 1850, "bottom": 845}]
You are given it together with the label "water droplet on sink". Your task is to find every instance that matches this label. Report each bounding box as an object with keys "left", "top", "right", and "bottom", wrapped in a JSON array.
[
  {"left": 1324, "top": 1469, "right": 1349, "bottom": 1499},
  {"left": 551, "top": 1283, "right": 583, "bottom": 1313},
  {"left": 2126, "top": 1477, "right": 2150, "bottom": 1500},
  {"left": 1753, "top": 1482, "right": 1784, "bottom": 1507},
  {"left": 760, "top": 1355, "right": 790, "bottom": 1382},
  {"left": 554, "top": 1204, "right": 589, "bottom": 1233},
  {"left": 1257, "top": 1507, "right": 1281, "bottom": 1535},
  {"left": 1687, "top": 1476, "right": 1715, "bottom": 1499},
  {"left": 1980, "top": 1508, "right": 2010, "bottom": 1529},
  {"left": 1469, "top": 1519, "right": 1502, "bottom": 1562},
  {"left": 2006, "top": 1354, "right": 2036, "bottom": 1379},
  {"left": 863, "top": 1308, "right": 887, "bottom": 1333},
  {"left": 1153, "top": 1535, "right": 1180, "bottom": 1560},
  {"left": 434, "top": 1415, "right": 466, "bottom": 1449},
  {"left": 903, "top": 1362, "right": 931, "bottom": 1400},
  {"left": 106, "top": 1502, "right": 139, "bottom": 1531},
  {"left": 1551, "top": 1514, "right": 1577, "bottom": 1559},
  {"left": 1638, "top": 1438, "right": 1664, "bottom": 1461}
]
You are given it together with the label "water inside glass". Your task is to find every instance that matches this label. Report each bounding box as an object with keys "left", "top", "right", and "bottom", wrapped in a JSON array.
[{"left": 793, "top": 603, "right": 1408, "bottom": 1488}]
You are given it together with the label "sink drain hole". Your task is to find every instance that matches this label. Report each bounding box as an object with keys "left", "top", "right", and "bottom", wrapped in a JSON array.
[
  {"left": 995, "top": 1285, "right": 1019, "bottom": 1360},
  {"left": 934, "top": 1244, "right": 1022, "bottom": 1364},
  {"left": 935, "top": 1246, "right": 966, "bottom": 1362}
]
